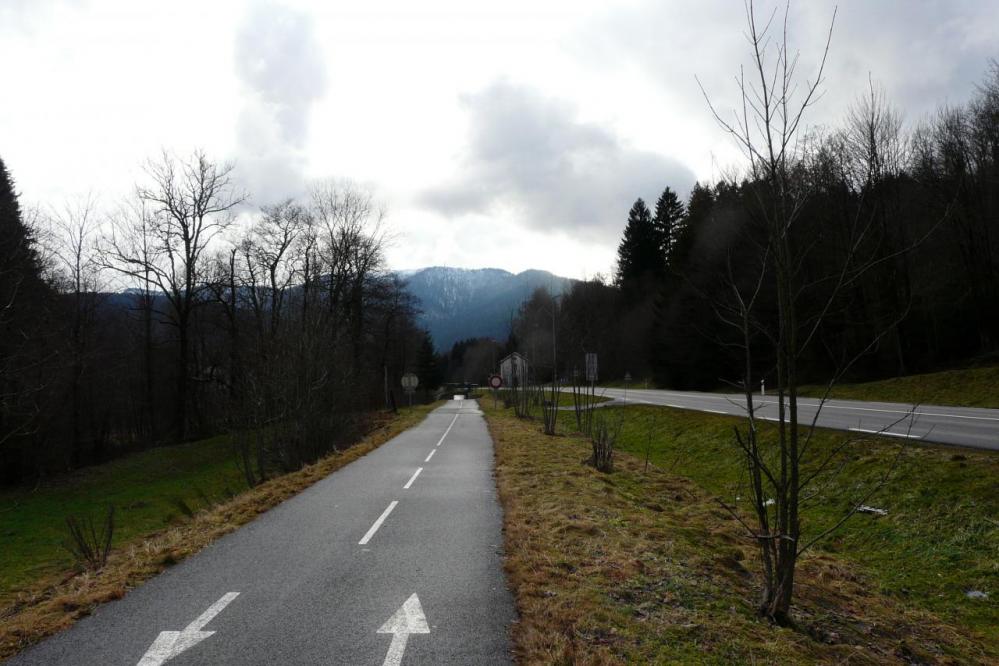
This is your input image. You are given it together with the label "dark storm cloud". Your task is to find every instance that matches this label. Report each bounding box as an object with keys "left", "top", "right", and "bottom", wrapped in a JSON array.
[
  {"left": 421, "top": 81, "right": 695, "bottom": 242},
  {"left": 233, "top": 0, "right": 328, "bottom": 203}
]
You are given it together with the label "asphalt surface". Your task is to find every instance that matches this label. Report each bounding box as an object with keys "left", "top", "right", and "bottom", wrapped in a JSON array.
[
  {"left": 10, "top": 399, "right": 515, "bottom": 666},
  {"left": 590, "top": 387, "right": 999, "bottom": 451}
]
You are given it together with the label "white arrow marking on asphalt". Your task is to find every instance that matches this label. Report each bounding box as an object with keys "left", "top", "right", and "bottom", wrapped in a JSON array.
[
  {"left": 136, "top": 592, "right": 239, "bottom": 666},
  {"left": 359, "top": 501, "right": 398, "bottom": 545},
  {"left": 424, "top": 449, "right": 436, "bottom": 462},
  {"left": 436, "top": 414, "right": 459, "bottom": 447},
  {"left": 403, "top": 467, "right": 423, "bottom": 489},
  {"left": 377, "top": 593, "right": 430, "bottom": 666}
]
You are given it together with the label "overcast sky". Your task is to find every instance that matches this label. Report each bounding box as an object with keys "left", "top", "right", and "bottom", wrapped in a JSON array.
[{"left": 2, "top": 0, "right": 997, "bottom": 279}]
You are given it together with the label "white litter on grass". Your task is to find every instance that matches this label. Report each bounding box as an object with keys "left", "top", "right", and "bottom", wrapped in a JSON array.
[
  {"left": 966, "top": 590, "right": 989, "bottom": 600},
  {"left": 763, "top": 498, "right": 775, "bottom": 506},
  {"left": 857, "top": 505, "right": 888, "bottom": 516}
]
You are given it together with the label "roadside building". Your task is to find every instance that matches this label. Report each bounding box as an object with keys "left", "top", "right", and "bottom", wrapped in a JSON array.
[{"left": 499, "top": 352, "right": 529, "bottom": 387}]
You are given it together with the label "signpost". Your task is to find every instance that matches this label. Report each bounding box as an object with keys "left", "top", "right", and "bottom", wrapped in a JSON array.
[
  {"left": 488, "top": 374, "right": 503, "bottom": 408},
  {"left": 585, "top": 353, "right": 598, "bottom": 383},
  {"left": 624, "top": 371, "right": 632, "bottom": 402},
  {"left": 400, "top": 373, "right": 419, "bottom": 407}
]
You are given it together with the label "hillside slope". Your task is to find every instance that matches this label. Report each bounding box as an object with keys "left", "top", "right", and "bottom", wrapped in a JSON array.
[{"left": 399, "top": 266, "right": 573, "bottom": 349}]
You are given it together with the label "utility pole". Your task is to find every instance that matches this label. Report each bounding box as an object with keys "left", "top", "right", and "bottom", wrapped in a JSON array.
[{"left": 551, "top": 295, "right": 557, "bottom": 384}]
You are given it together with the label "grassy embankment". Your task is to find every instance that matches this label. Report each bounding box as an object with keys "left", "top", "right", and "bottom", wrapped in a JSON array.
[
  {"left": 588, "top": 364, "right": 999, "bottom": 408},
  {"left": 800, "top": 365, "right": 999, "bottom": 408},
  {"left": 0, "top": 403, "right": 437, "bottom": 660},
  {"left": 492, "top": 389, "right": 613, "bottom": 408},
  {"left": 484, "top": 398, "right": 998, "bottom": 664}
]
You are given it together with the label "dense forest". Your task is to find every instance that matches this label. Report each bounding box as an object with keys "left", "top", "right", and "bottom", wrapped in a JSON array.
[
  {"left": 503, "top": 62, "right": 999, "bottom": 392},
  {"left": 0, "top": 151, "right": 432, "bottom": 486}
]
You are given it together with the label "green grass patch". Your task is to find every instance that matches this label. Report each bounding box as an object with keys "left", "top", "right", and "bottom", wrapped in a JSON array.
[
  {"left": 0, "top": 435, "right": 245, "bottom": 600},
  {"left": 492, "top": 389, "right": 613, "bottom": 408},
  {"left": 484, "top": 400, "right": 997, "bottom": 663},
  {"left": 800, "top": 365, "right": 999, "bottom": 408},
  {"left": 609, "top": 405, "right": 999, "bottom": 639}
]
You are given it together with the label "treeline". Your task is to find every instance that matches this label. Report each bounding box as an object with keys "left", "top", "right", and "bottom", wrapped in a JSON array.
[
  {"left": 512, "top": 62, "right": 999, "bottom": 389},
  {"left": 0, "top": 151, "right": 431, "bottom": 486}
]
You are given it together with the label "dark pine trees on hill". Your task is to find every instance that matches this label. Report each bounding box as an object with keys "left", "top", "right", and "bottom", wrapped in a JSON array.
[
  {"left": 652, "top": 186, "right": 685, "bottom": 264},
  {"left": 614, "top": 198, "right": 662, "bottom": 296},
  {"left": 0, "top": 155, "right": 54, "bottom": 482}
]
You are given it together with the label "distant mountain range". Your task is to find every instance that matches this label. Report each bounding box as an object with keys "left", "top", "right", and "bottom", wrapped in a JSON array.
[{"left": 396, "top": 267, "right": 574, "bottom": 350}]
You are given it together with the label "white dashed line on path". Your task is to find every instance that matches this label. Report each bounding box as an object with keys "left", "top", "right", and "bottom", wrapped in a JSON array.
[
  {"left": 359, "top": 501, "right": 398, "bottom": 545},
  {"left": 436, "top": 414, "right": 459, "bottom": 447},
  {"left": 403, "top": 468, "right": 423, "bottom": 490}
]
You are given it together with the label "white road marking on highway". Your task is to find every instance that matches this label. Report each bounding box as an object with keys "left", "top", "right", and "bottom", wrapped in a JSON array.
[
  {"left": 849, "top": 427, "right": 923, "bottom": 440},
  {"left": 596, "top": 389, "right": 999, "bottom": 422},
  {"left": 665, "top": 403, "right": 682, "bottom": 408},
  {"left": 436, "top": 413, "right": 459, "bottom": 447},
  {"left": 136, "top": 592, "right": 239, "bottom": 666},
  {"left": 403, "top": 467, "right": 423, "bottom": 489},
  {"left": 824, "top": 405, "right": 999, "bottom": 421},
  {"left": 703, "top": 409, "right": 727, "bottom": 414},
  {"left": 424, "top": 449, "right": 436, "bottom": 462},
  {"left": 378, "top": 593, "right": 430, "bottom": 666},
  {"left": 359, "top": 501, "right": 398, "bottom": 545}
]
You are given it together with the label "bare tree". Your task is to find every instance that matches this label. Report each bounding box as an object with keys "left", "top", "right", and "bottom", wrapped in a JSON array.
[
  {"left": 699, "top": 0, "right": 838, "bottom": 623},
  {"left": 102, "top": 150, "right": 244, "bottom": 440},
  {"left": 102, "top": 197, "right": 160, "bottom": 440},
  {"left": 45, "top": 195, "right": 103, "bottom": 463},
  {"left": 698, "top": 1, "right": 939, "bottom": 624},
  {"left": 309, "top": 179, "right": 387, "bottom": 382}
]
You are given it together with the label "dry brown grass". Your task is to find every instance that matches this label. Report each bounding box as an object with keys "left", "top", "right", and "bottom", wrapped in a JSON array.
[
  {"left": 0, "top": 405, "right": 435, "bottom": 661},
  {"left": 484, "top": 402, "right": 996, "bottom": 665}
]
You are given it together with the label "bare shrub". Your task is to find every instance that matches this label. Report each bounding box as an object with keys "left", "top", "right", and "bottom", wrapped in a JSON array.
[
  {"left": 589, "top": 412, "right": 622, "bottom": 473},
  {"left": 63, "top": 506, "right": 114, "bottom": 570}
]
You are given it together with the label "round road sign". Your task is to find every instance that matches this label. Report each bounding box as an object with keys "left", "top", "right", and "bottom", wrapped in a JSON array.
[{"left": 488, "top": 374, "right": 503, "bottom": 389}]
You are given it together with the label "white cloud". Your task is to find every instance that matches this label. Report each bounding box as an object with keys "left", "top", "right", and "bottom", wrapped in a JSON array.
[
  {"left": 421, "top": 81, "right": 694, "bottom": 244},
  {"left": 1, "top": 0, "right": 997, "bottom": 279},
  {"left": 233, "top": 0, "right": 328, "bottom": 204}
]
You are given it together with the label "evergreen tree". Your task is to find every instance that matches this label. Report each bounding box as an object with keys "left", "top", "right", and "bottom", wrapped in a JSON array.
[
  {"left": 0, "top": 155, "right": 49, "bottom": 483},
  {"left": 614, "top": 198, "right": 662, "bottom": 289},
  {"left": 416, "top": 330, "right": 442, "bottom": 389},
  {"left": 652, "top": 186, "right": 685, "bottom": 263},
  {"left": 0, "top": 156, "right": 43, "bottom": 310},
  {"left": 670, "top": 182, "right": 714, "bottom": 272}
]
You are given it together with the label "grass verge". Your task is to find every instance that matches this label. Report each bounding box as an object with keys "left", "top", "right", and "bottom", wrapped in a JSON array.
[
  {"left": 0, "top": 403, "right": 437, "bottom": 661},
  {"left": 0, "top": 435, "right": 245, "bottom": 600},
  {"left": 494, "top": 389, "right": 613, "bottom": 408},
  {"left": 799, "top": 365, "right": 999, "bottom": 408},
  {"left": 484, "top": 400, "right": 998, "bottom": 664}
]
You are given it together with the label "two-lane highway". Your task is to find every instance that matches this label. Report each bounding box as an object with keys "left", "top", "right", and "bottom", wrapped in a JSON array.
[
  {"left": 591, "top": 387, "right": 999, "bottom": 451},
  {"left": 11, "top": 399, "right": 515, "bottom": 665}
]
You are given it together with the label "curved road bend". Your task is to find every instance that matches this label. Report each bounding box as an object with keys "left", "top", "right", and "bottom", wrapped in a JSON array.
[
  {"left": 589, "top": 387, "right": 999, "bottom": 452},
  {"left": 11, "top": 399, "right": 515, "bottom": 666}
]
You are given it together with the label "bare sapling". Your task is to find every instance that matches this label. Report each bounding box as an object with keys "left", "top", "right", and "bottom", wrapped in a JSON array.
[
  {"left": 589, "top": 411, "right": 622, "bottom": 473},
  {"left": 63, "top": 505, "right": 115, "bottom": 570},
  {"left": 699, "top": 1, "right": 929, "bottom": 624}
]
